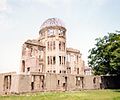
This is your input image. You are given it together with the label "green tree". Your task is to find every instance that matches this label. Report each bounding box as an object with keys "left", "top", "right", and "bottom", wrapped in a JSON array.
[{"left": 88, "top": 33, "right": 120, "bottom": 75}]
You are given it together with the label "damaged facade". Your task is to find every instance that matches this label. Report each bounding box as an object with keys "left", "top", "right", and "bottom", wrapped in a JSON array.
[
  {"left": 21, "top": 18, "right": 84, "bottom": 75},
  {"left": 0, "top": 18, "right": 101, "bottom": 94}
]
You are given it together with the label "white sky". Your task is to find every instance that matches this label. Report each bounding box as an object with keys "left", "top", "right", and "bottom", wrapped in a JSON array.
[{"left": 0, "top": 0, "right": 120, "bottom": 73}]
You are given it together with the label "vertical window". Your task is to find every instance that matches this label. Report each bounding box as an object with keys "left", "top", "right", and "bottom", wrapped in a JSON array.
[
  {"left": 50, "top": 56, "right": 52, "bottom": 64},
  {"left": 47, "top": 56, "right": 49, "bottom": 65},
  {"left": 31, "top": 82, "right": 34, "bottom": 90},
  {"left": 59, "top": 56, "right": 61, "bottom": 64},
  {"left": 50, "top": 41, "right": 52, "bottom": 50},
  {"left": 22, "top": 60, "right": 25, "bottom": 72},
  {"left": 77, "top": 55, "right": 78, "bottom": 62},
  {"left": 53, "top": 41, "right": 55, "bottom": 50},
  {"left": 62, "top": 56, "right": 63, "bottom": 65},
  {"left": 77, "top": 68, "right": 79, "bottom": 74},
  {"left": 53, "top": 56, "right": 56, "bottom": 65},
  {"left": 58, "top": 80, "right": 60, "bottom": 85},
  {"left": 60, "top": 42, "right": 65, "bottom": 51},
  {"left": 93, "top": 78, "right": 96, "bottom": 84},
  {"left": 76, "top": 77, "right": 80, "bottom": 86},
  {"left": 4, "top": 75, "right": 11, "bottom": 90},
  {"left": 59, "top": 41, "right": 61, "bottom": 50},
  {"left": 64, "top": 57, "right": 65, "bottom": 65}
]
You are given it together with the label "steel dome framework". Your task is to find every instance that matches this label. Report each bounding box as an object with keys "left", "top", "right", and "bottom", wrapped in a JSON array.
[{"left": 40, "top": 18, "right": 65, "bottom": 30}]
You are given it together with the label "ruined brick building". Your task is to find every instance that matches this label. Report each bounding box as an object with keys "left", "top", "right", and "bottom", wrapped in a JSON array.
[
  {"left": 21, "top": 18, "right": 85, "bottom": 75},
  {"left": 0, "top": 18, "right": 101, "bottom": 94}
]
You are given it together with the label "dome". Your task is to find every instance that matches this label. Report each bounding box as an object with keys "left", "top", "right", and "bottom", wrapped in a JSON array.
[{"left": 40, "top": 18, "right": 65, "bottom": 30}]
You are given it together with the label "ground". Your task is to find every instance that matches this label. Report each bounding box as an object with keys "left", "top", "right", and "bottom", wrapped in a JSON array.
[{"left": 0, "top": 89, "right": 120, "bottom": 100}]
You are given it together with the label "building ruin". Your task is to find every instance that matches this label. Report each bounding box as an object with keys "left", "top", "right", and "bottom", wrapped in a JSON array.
[{"left": 0, "top": 18, "right": 102, "bottom": 94}]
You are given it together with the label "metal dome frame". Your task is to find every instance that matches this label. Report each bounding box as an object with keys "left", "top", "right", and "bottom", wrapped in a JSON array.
[{"left": 40, "top": 18, "right": 65, "bottom": 30}]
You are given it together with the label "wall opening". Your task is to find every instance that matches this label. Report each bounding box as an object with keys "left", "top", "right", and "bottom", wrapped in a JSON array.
[
  {"left": 59, "top": 56, "right": 61, "bottom": 64},
  {"left": 53, "top": 56, "right": 56, "bottom": 65},
  {"left": 40, "top": 75, "right": 44, "bottom": 90},
  {"left": 27, "top": 67, "right": 30, "bottom": 73},
  {"left": 77, "top": 68, "right": 79, "bottom": 74},
  {"left": 93, "top": 77, "right": 97, "bottom": 89},
  {"left": 59, "top": 41, "right": 61, "bottom": 50},
  {"left": 58, "top": 80, "right": 60, "bottom": 85},
  {"left": 76, "top": 77, "right": 84, "bottom": 89},
  {"left": 93, "top": 77, "right": 96, "bottom": 84},
  {"left": 63, "top": 77, "right": 67, "bottom": 91},
  {"left": 31, "top": 76, "right": 35, "bottom": 90},
  {"left": 64, "top": 57, "right": 65, "bottom": 65},
  {"left": 4, "top": 75, "right": 11, "bottom": 91},
  {"left": 22, "top": 60, "right": 25, "bottom": 72},
  {"left": 59, "top": 70, "right": 61, "bottom": 73},
  {"left": 67, "top": 67, "right": 71, "bottom": 74},
  {"left": 31, "top": 82, "right": 34, "bottom": 90},
  {"left": 76, "top": 77, "right": 80, "bottom": 86},
  {"left": 50, "top": 56, "right": 52, "bottom": 64},
  {"left": 53, "top": 70, "right": 56, "bottom": 73},
  {"left": 47, "top": 56, "right": 49, "bottom": 65}
]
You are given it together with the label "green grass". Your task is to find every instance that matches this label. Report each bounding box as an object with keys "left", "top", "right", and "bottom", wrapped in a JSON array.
[{"left": 0, "top": 89, "right": 120, "bottom": 100}]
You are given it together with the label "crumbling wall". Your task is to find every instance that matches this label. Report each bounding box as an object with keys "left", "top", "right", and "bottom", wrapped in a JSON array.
[
  {"left": 31, "top": 75, "right": 44, "bottom": 92},
  {"left": 45, "top": 74, "right": 85, "bottom": 91},
  {"left": 45, "top": 73, "right": 60, "bottom": 91},
  {"left": 17, "top": 75, "right": 31, "bottom": 93},
  {"left": 0, "top": 74, "right": 4, "bottom": 94},
  {"left": 2, "top": 72, "right": 120, "bottom": 94},
  {"left": 10, "top": 74, "right": 19, "bottom": 93},
  {"left": 45, "top": 73, "right": 69, "bottom": 91},
  {"left": 67, "top": 74, "right": 76, "bottom": 91},
  {"left": 84, "top": 76, "right": 101, "bottom": 89}
]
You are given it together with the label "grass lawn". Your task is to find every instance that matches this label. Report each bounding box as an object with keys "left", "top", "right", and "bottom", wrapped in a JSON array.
[{"left": 0, "top": 89, "right": 120, "bottom": 100}]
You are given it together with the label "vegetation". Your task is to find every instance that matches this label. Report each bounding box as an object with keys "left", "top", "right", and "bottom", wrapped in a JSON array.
[
  {"left": 0, "top": 90, "right": 120, "bottom": 100},
  {"left": 88, "top": 33, "right": 120, "bottom": 75}
]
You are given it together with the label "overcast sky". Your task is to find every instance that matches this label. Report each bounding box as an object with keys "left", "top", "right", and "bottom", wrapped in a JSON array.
[{"left": 0, "top": 0, "right": 120, "bottom": 73}]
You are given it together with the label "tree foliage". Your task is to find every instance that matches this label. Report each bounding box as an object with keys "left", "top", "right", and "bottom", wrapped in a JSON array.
[{"left": 88, "top": 33, "right": 120, "bottom": 75}]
